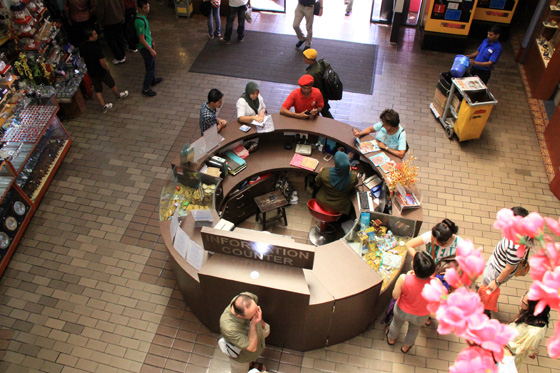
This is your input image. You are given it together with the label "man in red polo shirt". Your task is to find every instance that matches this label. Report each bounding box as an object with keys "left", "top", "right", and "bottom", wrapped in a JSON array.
[{"left": 280, "top": 74, "right": 324, "bottom": 119}]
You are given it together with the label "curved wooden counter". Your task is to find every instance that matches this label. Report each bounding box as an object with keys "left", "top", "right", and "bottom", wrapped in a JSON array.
[{"left": 161, "top": 114, "right": 422, "bottom": 351}]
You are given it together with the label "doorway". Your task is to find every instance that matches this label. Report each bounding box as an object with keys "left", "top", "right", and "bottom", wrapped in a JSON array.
[{"left": 370, "top": 0, "right": 423, "bottom": 26}]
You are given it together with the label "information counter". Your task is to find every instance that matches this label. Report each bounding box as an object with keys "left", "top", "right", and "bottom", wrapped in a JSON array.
[{"left": 159, "top": 114, "right": 423, "bottom": 351}]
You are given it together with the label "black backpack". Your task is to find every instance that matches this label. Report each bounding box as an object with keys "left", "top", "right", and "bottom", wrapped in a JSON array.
[
  {"left": 127, "top": 15, "right": 146, "bottom": 47},
  {"left": 319, "top": 59, "right": 343, "bottom": 101}
]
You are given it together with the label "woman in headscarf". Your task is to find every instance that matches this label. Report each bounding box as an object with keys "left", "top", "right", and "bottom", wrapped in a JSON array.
[
  {"left": 236, "top": 81, "right": 267, "bottom": 124},
  {"left": 315, "top": 151, "right": 358, "bottom": 216}
]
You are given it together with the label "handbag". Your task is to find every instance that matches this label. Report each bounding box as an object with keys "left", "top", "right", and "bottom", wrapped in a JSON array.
[
  {"left": 478, "top": 285, "right": 500, "bottom": 312},
  {"left": 218, "top": 337, "right": 242, "bottom": 358},
  {"left": 245, "top": 6, "right": 253, "bottom": 23},
  {"left": 514, "top": 246, "right": 531, "bottom": 277},
  {"left": 313, "top": 1, "right": 321, "bottom": 16}
]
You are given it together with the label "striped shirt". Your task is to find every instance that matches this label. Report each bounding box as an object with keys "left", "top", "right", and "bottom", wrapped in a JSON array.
[{"left": 487, "top": 237, "right": 523, "bottom": 273}]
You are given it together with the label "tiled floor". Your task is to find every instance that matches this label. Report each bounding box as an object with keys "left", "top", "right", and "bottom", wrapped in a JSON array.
[{"left": 0, "top": 0, "right": 559, "bottom": 372}]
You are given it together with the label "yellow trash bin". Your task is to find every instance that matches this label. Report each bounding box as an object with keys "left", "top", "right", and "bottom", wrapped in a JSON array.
[{"left": 453, "top": 90, "right": 498, "bottom": 141}]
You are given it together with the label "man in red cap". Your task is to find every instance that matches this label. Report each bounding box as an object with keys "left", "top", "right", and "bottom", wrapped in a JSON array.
[{"left": 280, "top": 74, "right": 324, "bottom": 119}]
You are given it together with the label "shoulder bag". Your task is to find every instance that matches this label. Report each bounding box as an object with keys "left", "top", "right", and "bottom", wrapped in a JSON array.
[
  {"left": 514, "top": 246, "right": 531, "bottom": 277},
  {"left": 245, "top": 5, "right": 253, "bottom": 23},
  {"left": 430, "top": 236, "right": 457, "bottom": 275},
  {"left": 218, "top": 337, "right": 242, "bottom": 358}
]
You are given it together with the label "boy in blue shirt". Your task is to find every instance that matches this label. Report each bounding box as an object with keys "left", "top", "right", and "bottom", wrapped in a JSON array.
[{"left": 352, "top": 109, "right": 407, "bottom": 159}]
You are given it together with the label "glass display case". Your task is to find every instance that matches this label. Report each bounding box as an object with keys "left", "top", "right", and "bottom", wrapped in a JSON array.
[
  {"left": 537, "top": 3, "right": 560, "bottom": 67},
  {"left": 159, "top": 167, "right": 221, "bottom": 221},
  {"left": 344, "top": 211, "right": 419, "bottom": 291},
  {"left": 0, "top": 95, "right": 71, "bottom": 276}
]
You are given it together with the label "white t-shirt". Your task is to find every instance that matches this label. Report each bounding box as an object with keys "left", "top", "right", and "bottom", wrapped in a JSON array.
[
  {"left": 420, "top": 231, "right": 463, "bottom": 262},
  {"left": 236, "top": 95, "right": 266, "bottom": 119},
  {"left": 229, "top": 0, "right": 248, "bottom": 7}
]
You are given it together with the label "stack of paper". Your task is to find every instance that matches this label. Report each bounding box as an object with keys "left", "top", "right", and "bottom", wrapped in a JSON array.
[
  {"left": 233, "top": 144, "right": 249, "bottom": 159},
  {"left": 290, "top": 153, "right": 319, "bottom": 171},
  {"left": 222, "top": 150, "right": 247, "bottom": 175}
]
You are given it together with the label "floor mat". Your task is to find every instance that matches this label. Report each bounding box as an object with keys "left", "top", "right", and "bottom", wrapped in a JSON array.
[{"left": 190, "top": 31, "right": 377, "bottom": 95}]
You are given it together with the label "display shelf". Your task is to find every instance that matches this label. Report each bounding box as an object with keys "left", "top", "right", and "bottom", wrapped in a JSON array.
[
  {"left": 0, "top": 96, "right": 71, "bottom": 276},
  {"left": 524, "top": 0, "right": 560, "bottom": 99}
]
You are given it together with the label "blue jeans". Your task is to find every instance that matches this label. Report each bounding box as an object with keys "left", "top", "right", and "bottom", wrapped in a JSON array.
[
  {"left": 208, "top": 6, "right": 221, "bottom": 36},
  {"left": 140, "top": 48, "right": 156, "bottom": 91},
  {"left": 224, "top": 5, "right": 246, "bottom": 41}
]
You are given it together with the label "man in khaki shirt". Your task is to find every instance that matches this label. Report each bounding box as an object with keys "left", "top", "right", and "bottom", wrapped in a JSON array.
[{"left": 219, "top": 292, "right": 270, "bottom": 373}]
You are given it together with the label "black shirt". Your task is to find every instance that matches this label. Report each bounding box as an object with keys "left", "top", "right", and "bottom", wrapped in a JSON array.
[{"left": 80, "top": 41, "right": 106, "bottom": 78}]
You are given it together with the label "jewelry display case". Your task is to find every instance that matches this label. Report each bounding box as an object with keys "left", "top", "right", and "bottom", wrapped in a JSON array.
[{"left": 0, "top": 95, "right": 71, "bottom": 276}]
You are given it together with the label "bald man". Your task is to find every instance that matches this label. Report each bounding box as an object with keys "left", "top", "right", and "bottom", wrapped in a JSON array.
[
  {"left": 280, "top": 74, "right": 324, "bottom": 119},
  {"left": 219, "top": 292, "right": 270, "bottom": 373}
]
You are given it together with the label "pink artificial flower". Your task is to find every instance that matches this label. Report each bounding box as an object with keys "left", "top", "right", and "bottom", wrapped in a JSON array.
[
  {"left": 493, "top": 208, "right": 523, "bottom": 243},
  {"left": 449, "top": 347, "right": 497, "bottom": 373},
  {"left": 444, "top": 267, "right": 462, "bottom": 288},
  {"left": 515, "top": 244, "right": 527, "bottom": 258},
  {"left": 544, "top": 217, "right": 560, "bottom": 236},
  {"left": 527, "top": 267, "right": 560, "bottom": 315},
  {"left": 520, "top": 212, "right": 544, "bottom": 239},
  {"left": 436, "top": 287, "right": 484, "bottom": 336},
  {"left": 422, "top": 278, "right": 449, "bottom": 313},
  {"left": 456, "top": 239, "right": 476, "bottom": 257},
  {"left": 455, "top": 245, "right": 485, "bottom": 283},
  {"left": 547, "top": 321, "right": 560, "bottom": 359},
  {"left": 530, "top": 242, "right": 560, "bottom": 282},
  {"left": 463, "top": 318, "right": 518, "bottom": 361}
]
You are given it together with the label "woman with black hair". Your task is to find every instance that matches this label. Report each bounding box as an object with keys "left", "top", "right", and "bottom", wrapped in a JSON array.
[
  {"left": 386, "top": 251, "right": 437, "bottom": 354},
  {"left": 405, "top": 218, "right": 463, "bottom": 264},
  {"left": 507, "top": 292, "right": 550, "bottom": 369}
]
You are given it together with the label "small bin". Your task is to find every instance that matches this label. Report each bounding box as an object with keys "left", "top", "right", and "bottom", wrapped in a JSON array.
[
  {"left": 174, "top": 0, "right": 192, "bottom": 17},
  {"left": 450, "top": 55, "right": 470, "bottom": 77},
  {"left": 454, "top": 90, "right": 498, "bottom": 141}
]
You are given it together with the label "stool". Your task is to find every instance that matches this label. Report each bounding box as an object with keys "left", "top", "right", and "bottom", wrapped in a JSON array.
[
  {"left": 307, "top": 199, "right": 342, "bottom": 246},
  {"left": 254, "top": 191, "right": 288, "bottom": 231}
]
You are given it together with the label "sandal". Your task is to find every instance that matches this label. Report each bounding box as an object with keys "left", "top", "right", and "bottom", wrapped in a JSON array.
[
  {"left": 401, "top": 345, "right": 413, "bottom": 354},
  {"left": 249, "top": 362, "right": 266, "bottom": 371},
  {"left": 425, "top": 317, "right": 432, "bottom": 327},
  {"left": 385, "top": 326, "right": 396, "bottom": 346}
]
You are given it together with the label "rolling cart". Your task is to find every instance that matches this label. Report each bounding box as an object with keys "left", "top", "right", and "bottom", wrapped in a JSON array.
[{"left": 430, "top": 76, "right": 498, "bottom": 141}]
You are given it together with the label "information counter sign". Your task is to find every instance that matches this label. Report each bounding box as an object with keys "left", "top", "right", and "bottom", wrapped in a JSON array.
[{"left": 200, "top": 227, "right": 315, "bottom": 269}]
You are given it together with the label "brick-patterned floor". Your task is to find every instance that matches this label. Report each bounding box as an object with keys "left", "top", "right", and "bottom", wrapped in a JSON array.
[{"left": 0, "top": 0, "right": 558, "bottom": 372}]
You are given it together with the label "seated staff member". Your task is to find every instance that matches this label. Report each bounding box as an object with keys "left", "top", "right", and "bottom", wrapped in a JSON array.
[
  {"left": 200, "top": 88, "right": 227, "bottom": 136},
  {"left": 315, "top": 151, "right": 358, "bottom": 216},
  {"left": 280, "top": 74, "right": 324, "bottom": 119},
  {"left": 237, "top": 81, "right": 267, "bottom": 124},
  {"left": 352, "top": 109, "right": 407, "bottom": 159}
]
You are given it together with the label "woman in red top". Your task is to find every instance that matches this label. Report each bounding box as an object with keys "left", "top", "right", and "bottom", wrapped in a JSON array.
[{"left": 386, "top": 251, "right": 436, "bottom": 353}]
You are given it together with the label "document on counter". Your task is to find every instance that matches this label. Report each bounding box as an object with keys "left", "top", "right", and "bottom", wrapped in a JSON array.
[
  {"left": 187, "top": 240, "right": 205, "bottom": 270},
  {"left": 192, "top": 137, "right": 206, "bottom": 163},
  {"left": 173, "top": 227, "right": 190, "bottom": 260},
  {"left": 170, "top": 209, "right": 180, "bottom": 242},
  {"left": 203, "top": 125, "right": 225, "bottom": 152},
  {"left": 257, "top": 115, "right": 274, "bottom": 133}
]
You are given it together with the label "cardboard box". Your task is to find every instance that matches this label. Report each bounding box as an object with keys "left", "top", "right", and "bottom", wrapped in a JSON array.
[{"left": 434, "top": 88, "right": 460, "bottom": 113}]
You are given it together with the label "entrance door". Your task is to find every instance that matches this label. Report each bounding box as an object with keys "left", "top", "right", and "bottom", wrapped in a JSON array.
[
  {"left": 371, "top": 0, "right": 423, "bottom": 25},
  {"left": 252, "top": 0, "right": 286, "bottom": 13}
]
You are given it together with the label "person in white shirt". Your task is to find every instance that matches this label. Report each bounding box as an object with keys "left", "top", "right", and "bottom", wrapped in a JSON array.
[
  {"left": 236, "top": 81, "right": 266, "bottom": 124},
  {"left": 221, "top": 0, "right": 249, "bottom": 43}
]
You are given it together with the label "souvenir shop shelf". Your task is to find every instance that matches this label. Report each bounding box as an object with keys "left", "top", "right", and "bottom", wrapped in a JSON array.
[
  {"left": 344, "top": 211, "right": 419, "bottom": 292},
  {"left": 524, "top": 1, "right": 560, "bottom": 99},
  {"left": 0, "top": 95, "right": 72, "bottom": 276}
]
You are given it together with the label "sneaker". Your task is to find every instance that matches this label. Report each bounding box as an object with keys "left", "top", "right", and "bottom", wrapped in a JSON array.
[
  {"left": 295, "top": 40, "right": 305, "bottom": 48},
  {"left": 127, "top": 47, "right": 138, "bottom": 53},
  {"left": 118, "top": 90, "right": 129, "bottom": 100},
  {"left": 303, "top": 46, "right": 311, "bottom": 51},
  {"left": 102, "top": 103, "right": 113, "bottom": 113},
  {"left": 208, "top": 34, "right": 214, "bottom": 39},
  {"left": 345, "top": 11, "right": 351, "bottom": 16},
  {"left": 142, "top": 89, "right": 157, "bottom": 97},
  {"left": 220, "top": 38, "right": 231, "bottom": 45},
  {"left": 112, "top": 57, "right": 126, "bottom": 65},
  {"left": 238, "top": 38, "right": 244, "bottom": 43},
  {"left": 151, "top": 78, "right": 163, "bottom": 86},
  {"left": 215, "top": 33, "right": 221, "bottom": 37}
]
